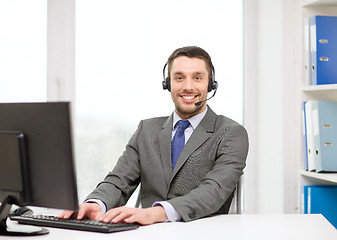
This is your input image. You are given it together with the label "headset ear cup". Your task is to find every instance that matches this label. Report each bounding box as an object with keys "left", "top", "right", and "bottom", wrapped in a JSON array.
[
  {"left": 162, "top": 80, "right": 168, "bottom": 90},
  {"left": 208, "top": 66, "right": 217, "bottom": 92},
  {"left": 208, "top": 80, "right": 212, "bottom": 92},
  {"left": 213, "top": 80, "right": 218, "bottom": 91},
  {"left": 162, "top": 63, "right": 171, "bottom": 91},
  {"left": 166, "top": 77, "right": 171, "bottom": 92},
  {"left": 208, "top": 78, "right": 218, "bottom": 92},
  {"left": 162, "top": 77, "right": 170, "bottom": 91}
]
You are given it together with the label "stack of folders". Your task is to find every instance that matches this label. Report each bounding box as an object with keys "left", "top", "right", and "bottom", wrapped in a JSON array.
[
  {"left": 304, "top": 15, "right": 337, "bottom": 85},
  {"left": 303, "top": 100, "right": 337, "bottom": 172},
  {"left": 302, "top": 185, "right": 337, "bottom": 229}
]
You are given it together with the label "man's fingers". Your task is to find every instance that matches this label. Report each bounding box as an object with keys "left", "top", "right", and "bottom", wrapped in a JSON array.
[
  {"left": 100, "top": 207, "right": 131, "bottom": 223},
  {"left": 100, "top": 209, "right": 121, "bottom": 223},
  {"left": 56, "top": 203, "right": 102, "bottom": 221},
  {"left": 111, "top": 210, "right": 134, "bottom": 223},
  {"left": 56, "top": 210, "right": 74, "bottom": 219},
  {"left": 124, "top": 214, "right": 138, "bottom": 224},
  {"left": 59, "top": 205, "right": 165, "bottom": 225},
  {"left": 76, "top": 207, "right": 86, "bottom": 220},
  {"left": 77, "top": 203, "right": 102, "bottom": 220}
]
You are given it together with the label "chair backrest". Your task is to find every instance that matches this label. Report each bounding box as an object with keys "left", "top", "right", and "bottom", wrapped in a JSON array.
[
  {"left": 228, "top": 176, "right": 243, "bottom": 214},
  {"left": 134, "top": 188, "right": 141, "bottom": 208}
]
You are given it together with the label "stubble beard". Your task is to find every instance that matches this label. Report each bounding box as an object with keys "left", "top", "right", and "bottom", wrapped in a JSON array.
[{"left": 174, "top": 100, "right": 205, "bottom": 119}]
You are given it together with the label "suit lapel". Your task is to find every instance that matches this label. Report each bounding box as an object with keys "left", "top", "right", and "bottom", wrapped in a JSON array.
[
  {"left": 171, "top": 107, "right": 218, "bottom": 179},
  {"left": 159, "top": 115, "right": 173, "bottom": 187}
]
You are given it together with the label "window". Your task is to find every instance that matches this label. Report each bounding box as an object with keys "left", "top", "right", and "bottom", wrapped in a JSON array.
[
  {"left": 75, "top": 0, "right": 243, "bottom": 202},
  {"left": 0, "top": 0, "right": 47, "bottom": 102}
]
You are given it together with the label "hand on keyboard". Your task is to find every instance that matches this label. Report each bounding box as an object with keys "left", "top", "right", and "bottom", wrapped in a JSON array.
[
  {"left": 57, "top": 202, "right": 103, "bottom": 221},
  {"left": 98, "top": 206, "right": 167, "bottom": 225},
  {"left": 10, "top": 214, "right": 139, "bottom": 233},
  {"left": 58, "top": 203, "right": 167, "bottom": 225}
]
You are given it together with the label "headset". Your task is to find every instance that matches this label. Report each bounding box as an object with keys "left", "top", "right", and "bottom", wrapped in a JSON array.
[{"left": 162, "top": 63, "right": 218, "bottom": 92}]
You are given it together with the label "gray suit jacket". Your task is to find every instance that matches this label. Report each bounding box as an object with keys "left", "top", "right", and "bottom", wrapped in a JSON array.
[{"left": 86, "top": 107, "right": 249, "bottom": 222}]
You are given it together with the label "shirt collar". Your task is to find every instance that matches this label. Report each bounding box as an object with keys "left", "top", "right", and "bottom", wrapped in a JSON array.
[{"left": 172, "top": 106, "right": 208, "bottom": 131}]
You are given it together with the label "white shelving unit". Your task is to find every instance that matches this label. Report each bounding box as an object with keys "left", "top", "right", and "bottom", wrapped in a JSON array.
[
  {"left": 300, "top": 170, "right": 337, "bottom": 184},
  {"left": 299, "top": 0, "right": 337, "bottom": 199},
  {"left": 303, "top": 0, "right": 337, "bottom": 6},
  {"left": 302, "top": 84, "right": 337, "bottom": 101}
]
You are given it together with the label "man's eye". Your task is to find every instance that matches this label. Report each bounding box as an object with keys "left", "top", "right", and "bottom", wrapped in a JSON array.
[{"left": 175, "top": 76, "right": 183, "bottom": 80}]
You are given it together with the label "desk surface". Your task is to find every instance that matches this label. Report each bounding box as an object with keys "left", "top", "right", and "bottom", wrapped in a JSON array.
[{"left": 3, "top": 214, "right": 337, "bottom": 240}]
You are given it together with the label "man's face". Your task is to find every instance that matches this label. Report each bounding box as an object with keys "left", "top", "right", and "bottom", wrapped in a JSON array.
[{"left": 170, "top": 56, "right": 209, "bottom": 119}]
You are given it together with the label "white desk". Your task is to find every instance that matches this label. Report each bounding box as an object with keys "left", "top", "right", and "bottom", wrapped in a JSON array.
[{"left": 2, "top": 214, "right": 337, "bottom": 240}]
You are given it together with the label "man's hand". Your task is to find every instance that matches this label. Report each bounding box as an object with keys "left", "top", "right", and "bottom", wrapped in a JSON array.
[
  {"left": 98, "top": 206, "right": 167, "bottom": 225},
  {"left": 57, "top": 202, "right": 102, "bottom": 221}
]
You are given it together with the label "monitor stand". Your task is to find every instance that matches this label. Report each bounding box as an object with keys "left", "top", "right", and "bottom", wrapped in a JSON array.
[{"left": 0, "top": 196, "right": 49, "bottom": 236}]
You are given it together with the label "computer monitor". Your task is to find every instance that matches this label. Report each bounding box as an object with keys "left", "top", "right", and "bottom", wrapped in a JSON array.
[{"left": 0, "top": 102, "right": 79, "bottom": 235}]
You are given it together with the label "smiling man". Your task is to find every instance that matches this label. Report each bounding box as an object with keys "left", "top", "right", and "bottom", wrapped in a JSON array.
[
  {"left": 58, "top": 46, "right": 249, "bottom": 226},
  {"left": 170, "top": 56, "right": 209, "bottom": 119}
]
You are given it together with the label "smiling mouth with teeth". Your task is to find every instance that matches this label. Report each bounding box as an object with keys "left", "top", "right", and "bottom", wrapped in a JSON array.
[
  {"left": 181, "top": 95, "right": 198, "bottom": 103},
  {"left": 182, "top": 96, "right": 195, "bottom": 100}
]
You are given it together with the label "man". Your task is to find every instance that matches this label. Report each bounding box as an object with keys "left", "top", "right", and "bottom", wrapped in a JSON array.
[{"left": 59, "top": 46, "right": 249, "bottom": 225}]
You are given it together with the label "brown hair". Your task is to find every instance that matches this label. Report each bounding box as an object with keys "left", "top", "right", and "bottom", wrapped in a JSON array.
[{"left": 166, "top": 46, "right": 214, "bottom": 80}]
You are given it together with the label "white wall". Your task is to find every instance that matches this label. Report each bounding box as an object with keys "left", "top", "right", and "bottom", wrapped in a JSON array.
[
  {"left": 256, "top": 0, "right": 284, "bottom": 214},
  {"left": 244, "top": 0, "right": 298, "bottom": 214}
]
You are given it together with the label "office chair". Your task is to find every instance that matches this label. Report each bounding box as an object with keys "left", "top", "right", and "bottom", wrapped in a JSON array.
[
  {"left": 228, "top": 176, "right": 243, "bottom": 214},
  {"left": 134, "top": 188, "right": 141, "bottom": 208}
]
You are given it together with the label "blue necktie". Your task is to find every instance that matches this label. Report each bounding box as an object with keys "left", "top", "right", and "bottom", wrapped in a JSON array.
[{"left": 171, "top": 120, "right": 190, "bottom": 170}]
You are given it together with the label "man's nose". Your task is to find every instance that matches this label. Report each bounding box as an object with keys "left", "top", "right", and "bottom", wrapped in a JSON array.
[{"left": 183, "top": 77, "right": 194, "bottom": 90}]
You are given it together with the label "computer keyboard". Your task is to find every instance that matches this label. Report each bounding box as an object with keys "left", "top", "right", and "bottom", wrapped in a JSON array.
[{"left": 10, "top": 214, "right": 139, "bottom": 233}]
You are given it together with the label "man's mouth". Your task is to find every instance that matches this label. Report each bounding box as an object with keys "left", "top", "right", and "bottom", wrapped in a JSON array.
[
  {"left": 183, "top": 96, "right": 195, "bottom": 100},
  {"left": 181, "top": 94, "right": 198, "bottom": 102}
]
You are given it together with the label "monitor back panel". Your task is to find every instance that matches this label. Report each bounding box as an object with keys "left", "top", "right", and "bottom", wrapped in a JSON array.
[{"left": 0, "top": 102, "right": 79, "bottom": 210}]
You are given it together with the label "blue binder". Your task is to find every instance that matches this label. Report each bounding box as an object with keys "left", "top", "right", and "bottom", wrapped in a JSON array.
[
  {"left": 311, "top": 100, "right": 337, "bottom": 172},
  {"left": 310, "top": 15, "right": 337, "bottom": 85},
  {"left": 303, "top": 185, "right": 337, "bottom": 229}
]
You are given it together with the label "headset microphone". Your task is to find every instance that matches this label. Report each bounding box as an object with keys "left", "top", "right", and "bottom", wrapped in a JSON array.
[{"left": 194, "top": 89, "right": 217, "bottom": 106}]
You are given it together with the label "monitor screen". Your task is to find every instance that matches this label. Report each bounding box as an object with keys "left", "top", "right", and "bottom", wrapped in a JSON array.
[{"left": 0, "top": 102, "right": 79, "bottom": 211}]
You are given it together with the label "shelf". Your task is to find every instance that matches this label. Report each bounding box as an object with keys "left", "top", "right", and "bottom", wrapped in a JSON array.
[
  {"left": 301, "top": 84, "right": 337, "bottom": 101},
  {"left": 300, "top": 170, "right": 337, "bottom": 183},
  {"left": 303, "top": 0, "right": 337, "bottom": 7},
  {"left": 302, "top": 84, "right": 337, "bottom": 91}
]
